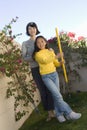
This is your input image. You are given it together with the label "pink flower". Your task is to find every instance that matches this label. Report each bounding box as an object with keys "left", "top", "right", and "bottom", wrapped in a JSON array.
[
  {"left": 74, "top": 39, "right": 78, "bottom": 43},
  {"left": 16, "top": 59, "right": 22, "bottom": 64},
  {"left": 78, "top": 36, "right": 85, "bottom": 41},
  {"left": 67, "top": 32, "right": 75, "bottom": 38},
  {"left": 0, "top": 67, "right": 5, "bottom": 73}
]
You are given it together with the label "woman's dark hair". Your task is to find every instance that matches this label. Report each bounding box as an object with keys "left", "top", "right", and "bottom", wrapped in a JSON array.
[
  {"left": 32, "top": 35, "right": 49, "bottom": 60},
  {"left": 26, "top": 22, "right": 40, "bottom": 36}
]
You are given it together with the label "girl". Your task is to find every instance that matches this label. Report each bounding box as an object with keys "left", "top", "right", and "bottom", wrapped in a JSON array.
[
  {"left": 33, "top": 35, "right": 81, "bottom": 123},
  {"left": 22, "top": 22, "right": 55, "bottom": 121}
]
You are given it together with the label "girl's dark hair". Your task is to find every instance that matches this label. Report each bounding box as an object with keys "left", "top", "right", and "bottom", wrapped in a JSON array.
[{"left": 32, "top": 35, "right": 49, "bottom": 60}]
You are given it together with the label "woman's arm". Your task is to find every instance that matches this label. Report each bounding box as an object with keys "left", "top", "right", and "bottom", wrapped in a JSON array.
[{"left": 22, "top": 42, "right": 34, "bottom": 62}]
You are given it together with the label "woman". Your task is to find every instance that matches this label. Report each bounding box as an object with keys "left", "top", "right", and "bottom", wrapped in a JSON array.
[
  {"left": 33, "top": 35, "right": 81, "bottom": 123},
  {"left": 22, "top": 22, "right": 55, "bottom": 121}
]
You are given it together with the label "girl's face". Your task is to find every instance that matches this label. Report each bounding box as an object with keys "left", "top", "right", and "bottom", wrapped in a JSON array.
[
  {"left": 36, "top": 37, "right": 46, "bottom": 50},
  {"left": 28, "top": 26, "right": 37, "bottom": 36}
]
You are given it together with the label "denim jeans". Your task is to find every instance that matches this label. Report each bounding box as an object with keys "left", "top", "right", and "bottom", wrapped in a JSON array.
[
  {"left": 41, "top": 71, "right": 72, "bottom": 117},
  {"left": 31, "top": 67, "right": 54, "bottom": 111}
]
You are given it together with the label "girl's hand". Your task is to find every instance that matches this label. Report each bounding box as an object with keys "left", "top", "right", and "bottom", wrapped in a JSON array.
[
  {"left": 60, "top": 59, "right": 65, "bottom": 65},
  {"left": 56, "top": 52, "right": 64, "bottom": 59}
]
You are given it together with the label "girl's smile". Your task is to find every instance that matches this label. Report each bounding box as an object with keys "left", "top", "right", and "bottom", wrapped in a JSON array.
[{"left": 36, "top": 37, "right": 46, "bottom": 49}]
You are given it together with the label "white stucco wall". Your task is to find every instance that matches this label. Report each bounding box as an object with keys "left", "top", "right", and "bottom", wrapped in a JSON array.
[
  {"left": 0, "top": 75, "right": 40, "bottom": 130},
  {"left": 0, "top": 39, "right": 41, "bottom": 130}
]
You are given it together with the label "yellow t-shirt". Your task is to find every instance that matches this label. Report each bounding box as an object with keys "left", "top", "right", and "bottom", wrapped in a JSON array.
[{"left": 35, "top": 49, "right": 60, "bottom": 75}]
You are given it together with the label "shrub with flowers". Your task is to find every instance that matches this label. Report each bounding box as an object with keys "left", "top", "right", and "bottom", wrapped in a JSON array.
[
  {"left": 0, "top": 17, "right": 38, "bottom": 121},
  {"left": 48, "top": 31, "right": 87, "bottom": 93}
]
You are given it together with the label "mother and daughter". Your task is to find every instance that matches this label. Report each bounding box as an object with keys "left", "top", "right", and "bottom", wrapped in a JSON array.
[
  {"left": 32, "top": 35, "right": 81, "bottom": 123},
  {"left": 22, "top": 22, "right": 81, "bottom": 123}
]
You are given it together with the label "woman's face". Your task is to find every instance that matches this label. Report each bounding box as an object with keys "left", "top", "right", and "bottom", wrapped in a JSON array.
[
  {"left": 28, "top": 26, "right": 37, "bottom": 36},
  {"left": 36, "top": 37, "right": 46, "bottom": 50}
]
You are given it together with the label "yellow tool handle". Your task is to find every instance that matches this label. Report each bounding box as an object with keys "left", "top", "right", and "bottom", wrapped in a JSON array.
[{"left": 55, "top": 27, "right": 68, "bottom": 83}]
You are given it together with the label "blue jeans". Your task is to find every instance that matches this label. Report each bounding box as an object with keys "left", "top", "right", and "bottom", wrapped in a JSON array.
[
  {"left": 31, "top": 67, "right": 54, "bottom": 111},
  {"left": 41, "top": 71, "right": 72, "bottom": 117}
]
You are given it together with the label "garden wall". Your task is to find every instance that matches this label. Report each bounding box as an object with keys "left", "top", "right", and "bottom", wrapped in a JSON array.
[
  {"left": 70, "top": 66, "right": 87, "bottom": 92},
  {"left": 0, "top": 74, "right": 40, "bottom": 130},
  {"left": 59, "top": 64, "right": 87, "bottom": 93}
]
